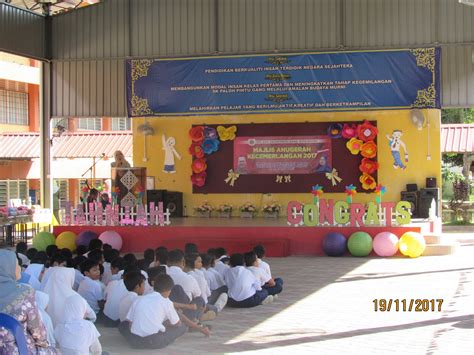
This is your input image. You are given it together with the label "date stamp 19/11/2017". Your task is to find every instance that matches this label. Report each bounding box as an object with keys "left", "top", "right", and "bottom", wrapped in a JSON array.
[{"left": 373, "top": 299, "right": 444, "bottom": 312}]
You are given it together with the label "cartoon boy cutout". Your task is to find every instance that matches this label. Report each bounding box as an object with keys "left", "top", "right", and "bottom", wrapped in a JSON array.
[
  {"left": 162, "top": 134, "right": 181, "bottom": 173},
  {"left": 386, "top": 130, "right": 408, "bottom": 169}
]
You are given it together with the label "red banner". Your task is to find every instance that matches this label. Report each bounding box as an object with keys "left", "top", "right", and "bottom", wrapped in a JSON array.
[{"left": 233, "top": 136, "right": 332, "bottom": 175}]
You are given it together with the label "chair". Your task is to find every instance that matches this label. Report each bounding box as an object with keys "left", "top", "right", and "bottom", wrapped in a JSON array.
[{"left": 0, "top": 313, "right": 29, "bottom": 355}]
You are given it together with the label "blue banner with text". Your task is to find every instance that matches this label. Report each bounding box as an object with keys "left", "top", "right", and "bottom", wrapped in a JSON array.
[{"left": 126, "top": 48, "right": 440, "bottom": 117}]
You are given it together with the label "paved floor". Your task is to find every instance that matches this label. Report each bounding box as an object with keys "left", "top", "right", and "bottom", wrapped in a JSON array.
[{"left": 99, "top": 236, "right": 474, "bottom": 355}]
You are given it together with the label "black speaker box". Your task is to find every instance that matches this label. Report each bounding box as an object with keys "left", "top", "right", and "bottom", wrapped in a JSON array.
[
  {"left": 418, "top": 188, "right": 439, "bottom": 218},
  {"left": 147, "top": 190, "right": 167, "bottom": 207},
  {"left": 406, "top": 184, "right": 418, "bottom": 192},
  {"left": 426, "top": 177, "right": 437, "bottom": 188},
  {"left": 401, "top": 191, "right": 418, "bottom": 218},
  {"left": 164, "top": 191, "right": 183, "bottom": 218}
]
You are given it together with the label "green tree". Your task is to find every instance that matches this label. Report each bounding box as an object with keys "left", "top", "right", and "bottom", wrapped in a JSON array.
[{"left": 441, "top": 108, "right": 474, "bottom": 124}]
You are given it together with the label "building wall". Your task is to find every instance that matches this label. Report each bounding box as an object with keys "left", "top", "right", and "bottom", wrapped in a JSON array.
[{"left": 133, "top": 109, "right": 441, "bottom": 216}]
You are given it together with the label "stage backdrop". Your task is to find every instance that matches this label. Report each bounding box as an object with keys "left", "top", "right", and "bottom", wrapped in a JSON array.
[
  {"left": 127, "top": 48, "right": 440, "bottom": 116},
  {"left": 191, "top": 122, "right": 377, "bottom": 194}
]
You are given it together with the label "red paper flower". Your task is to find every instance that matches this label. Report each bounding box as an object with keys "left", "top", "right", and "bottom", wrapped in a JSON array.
[
  {"left": 191, "top": 171, "right": 207, "bottom": 187},
  {"left": 192, "top": 158, "right": 207, "bottom": 174},
  {"left": 359, "top": 158, "right": 379, "bottom": 174},
  {"left": 356, "top": 120, "right": 378, "bottom": 142},
  {"left": 361, "top": 141, "right": 377, "bottom": 158},
  {"left": 189, "top": 126, "right": 205, "bottom": 143},
  {"left": 360, "top": 173, "right": 377, "bottom": 190},
  {"left": 189, "top": 143, "right": 205, "bottom": 158},
  {"left": 342, "top": 123, "right": 358, "bottom": 139}
]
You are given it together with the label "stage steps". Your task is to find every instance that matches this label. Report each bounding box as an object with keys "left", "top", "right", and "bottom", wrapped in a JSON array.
[{"left": 422, "top": 233, "right": 459, "bottom": 256}]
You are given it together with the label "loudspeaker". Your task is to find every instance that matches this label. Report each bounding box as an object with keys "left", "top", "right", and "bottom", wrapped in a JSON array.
[
  {"left": 401, "top": 191, "right": 418, "bottom": 218},
  {"left": 426, "top": 177, "right": 437, "bottom": 188},
  {"left": 418, "top": 188, "right": 439, "bottom": 218},
  {"left": 147, "top": 190, "right": 166, "bottom": 207},
  {"left": 164, "top": 191, "right": 183, "bottom": 218},
  {"left": 406, "top": 184, "right": 418, "bottom": 192}
]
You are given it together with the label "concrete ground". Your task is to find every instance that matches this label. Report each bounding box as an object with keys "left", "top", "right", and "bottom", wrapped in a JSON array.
[{"left": 99, "top": 234, "right": 474, "bottom": 354}]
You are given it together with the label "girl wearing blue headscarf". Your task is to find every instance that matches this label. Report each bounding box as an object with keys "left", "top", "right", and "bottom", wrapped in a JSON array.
[{"left": 0, "top": 249, "right": 57, "bottom": 354}]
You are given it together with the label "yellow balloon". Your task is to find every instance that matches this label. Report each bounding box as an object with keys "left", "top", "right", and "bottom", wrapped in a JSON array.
[
  {"left": 399, "top": 231, "right": 426, "bottom": 258},
  {"left": 56, "top": 231, "right": 77, "bottom": 252}
]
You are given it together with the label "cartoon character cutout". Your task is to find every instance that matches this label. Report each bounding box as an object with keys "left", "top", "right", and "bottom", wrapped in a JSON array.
[
  {"left": 386, "top": 130, "right": 408, "bottom": 170},
  {"left": 162, "top": 134, "right": 181, "bottom": 174}
]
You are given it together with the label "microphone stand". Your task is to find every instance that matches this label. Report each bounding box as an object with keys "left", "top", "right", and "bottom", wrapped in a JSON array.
[{"left": 81, "top": 153, "right": 107, "bottom": 178}]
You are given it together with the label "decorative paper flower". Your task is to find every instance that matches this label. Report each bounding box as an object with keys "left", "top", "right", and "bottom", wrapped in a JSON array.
[
  {"left": 191, "top": 171, "right": 207, "bottom": 187},
  {"left": 311, "top": 185, "right": 324, "bottom": 197},
  {"left": 342, "top": 123, "right": 358, "bottom": 139},
  {"left": 189, "top": 142, "right": 205, "bottom": 158},
  {"left": 217, "top": 125, "right": 237, "bottom": 141},
  {"left": 192, "top": 158, "right": 207, "bottom": 174},
  {"left": 360, "top": 173, "right": 377, "bottom": 190},
  {"left": 356, "top": 120, "right": 378, "bottom": 142},
  {"left": 201, "top": 138, "right": 220, "bottom": 155},
  {"left": 189, "top": 126, "right": 205, "bottom": 143},
  {"left": 327, "top": 123, "right": 343, "bottom": 139},
  {"left": 345, "top": 184, "right": 357, "bottom": 197},
  {"left": 204, "top": 126, "right": 218, "bottom": 140},
  {"left": 346, "top": 137, "right": 364, "bottom": 155},
  {"left": 361, "top": 141, "right": 377, "bottom": 158},
  {"left": 359, "top": 158, "right": 379, "bottom": 175}
]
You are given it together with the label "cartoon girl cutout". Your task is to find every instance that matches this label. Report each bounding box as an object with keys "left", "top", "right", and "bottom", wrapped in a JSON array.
[
  {"left": 386, "top": 130, "right": 408, "bottom": 169},
  {"left": 162, "top": 134, "right": 181, "bottom": 173}
]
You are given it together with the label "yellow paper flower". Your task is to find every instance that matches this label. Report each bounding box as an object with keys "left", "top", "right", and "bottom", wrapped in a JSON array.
[
  {"left": 217, "top": 125, "right": 237, "bottom": 141},
  {"left": 359, "top": 173, "right": 377, "bottom": 190},
  {"left": 346, "top": 137, "right": 364, "bottom": 155}
]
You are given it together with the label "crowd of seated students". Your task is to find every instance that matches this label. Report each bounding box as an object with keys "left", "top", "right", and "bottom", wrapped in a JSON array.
[{"left": 0, "top": 240, "right": 283, "bottom": 352}]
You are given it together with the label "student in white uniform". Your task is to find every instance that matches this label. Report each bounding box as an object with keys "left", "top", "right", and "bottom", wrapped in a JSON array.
[
  {"left": 245, "top": 251, "right": 282, "bottom": 297},
  {"left": 16, "top": 242, "right": 30, "bottom": 266},
  {"left": 101, "top": 248, "right": 119, "bottom": 286},
  {"left": 77, "top": 259, "right": 106, "bottom": 316},
  {"left": 102, "top": 272, "right": 129, "bottom": 327},
  {"left": 148, "top": 246, "right": 169, "bottom": 271},
  {"left": 213, "top": 248, "right": 230, "bottom": 278},
  {"left": 54, "top": 294, "right": 102, "bottom": 355},
  {"left": 167, "top": 249, "right": 205, "bottom": 321},
  {"left": 119, "top": 271, "right": 146, "bottom": 323},
  {"left": 121, "top": 274, "right": 187, "bottom": 349},
  {"left": 253, "top": 244, "right": 284, "bottom": 295},
  {"left": 42, "top": 267, "right": 96, "bottom": 327},
  {"left": 35, "top": 290, "right": 56, "bottom": 348},
  {"left": 201, "top": 253, "right": 227, "bottom": 305},
  {"left": 224, "top": 253, "right": 273, "bottom": 308}
]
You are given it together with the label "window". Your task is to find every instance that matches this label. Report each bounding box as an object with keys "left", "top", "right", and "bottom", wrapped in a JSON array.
[
  {"left": 77, "top": 117, "right": 102, "bottom": 131},
  {"left": 54, "top": 179, "right": 69, "bottom": 207},
  {"left": 0, "top": 89, "right": 29, "bottom": 125},
  {"left": 0, "top": 180, "right": 29, "bottom": 207},
  {"left": 111, "top": 117, "right": 131, "bottom": 131}
]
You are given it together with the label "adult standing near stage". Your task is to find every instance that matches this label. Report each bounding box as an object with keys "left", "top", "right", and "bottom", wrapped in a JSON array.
[
  {"left": 0, "top": 250, "right": 57, "bottom": 354},
  {"left": 111, "top": 150, "right": 131, "bottom": 168}
]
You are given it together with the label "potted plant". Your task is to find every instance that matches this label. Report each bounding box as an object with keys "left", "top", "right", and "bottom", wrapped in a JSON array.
[
  {"left": 262, "top": 202, "right": 280, "bottom": 218},
  {"left": 240, "top": 202, "right": 257, "bottom": 218},
  {"left": 216, "top": 204, "right": 232, "bottom": 218},
  {"left": 194, "top": 201, "right": 213, "bottom": 218}
]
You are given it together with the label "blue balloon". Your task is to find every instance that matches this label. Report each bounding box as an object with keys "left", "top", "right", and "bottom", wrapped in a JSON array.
[{"left": 323, "top": 232, "right": 347, "bottom": 256}]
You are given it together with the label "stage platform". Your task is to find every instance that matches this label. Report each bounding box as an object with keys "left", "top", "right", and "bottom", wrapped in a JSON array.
[{"left": 53, "top": 217, "right": 431, "bottom": 256}]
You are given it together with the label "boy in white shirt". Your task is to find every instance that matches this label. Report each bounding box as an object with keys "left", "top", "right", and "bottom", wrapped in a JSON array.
[
  {"left": 118, "top": 270, "right": 146, "bottom": 340},
  {"left": 167, "top": 249, "right": 205, "bottom": 321},
  {"left": 201, "top": 253, "right": 228, "bottom": 311},
  {"left": 102, "top": 275, "right": 128, "bottom": 327},
  {"left": 245, "top": 251, "right": 282, "bottom": 297},
  {"left": 253, "top": 244, "right": 284, "bottom": 295},
  {"left": 78, "top": 259, "right": 106, "bottom": 316},
  {"left": 213, "top": 247, "right": 230, "bottom": 278},
  {"left": 224, "top": 253, "right": 273, "bottom": 308},
  {"left": 122, "top": 274, "right": 187, "bottom": 349}
]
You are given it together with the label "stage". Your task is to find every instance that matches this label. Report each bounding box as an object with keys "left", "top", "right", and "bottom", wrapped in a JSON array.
[{"left": 53, "top": 217, "right": 432, "bottom": 256}]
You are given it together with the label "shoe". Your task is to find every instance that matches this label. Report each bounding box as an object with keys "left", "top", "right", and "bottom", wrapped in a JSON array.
[
  {"left": 200, "top": 310, "right": 216, "bottom": 321},
  {"left": 261, "top": 295, "right": 274, "bottom": 305},
  {"left": 273, "top": 294, "right": 279, "bottom": 300},
  {"left": 214, "top": 293, "right": 228, "bottom": 312}
]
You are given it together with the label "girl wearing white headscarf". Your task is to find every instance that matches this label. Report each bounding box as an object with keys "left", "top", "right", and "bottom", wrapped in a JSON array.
[
  {"left": 24, "top": 262, "right": 44, "bottom": 290},
  {"left": 35, "top": 291, "right": 56, "bottom": 347},
  {"left": 42, "top": 267, "right": 96, "bottom": 327},
  {"left": 54, "top": 294, "right": 102, "bottom": 355}
]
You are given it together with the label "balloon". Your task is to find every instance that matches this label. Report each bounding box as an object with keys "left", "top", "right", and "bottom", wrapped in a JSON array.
[
  {"left": 322, "top": 232, "right": 347, "bottom": 256},
  {"left": 347, "top": 231, "right": 373, "bottom": 257},
  {"left": 373, "top": 232, "right": 399, "bottom": 257},
  {"left": 76, "top": 230, "right": 99, "bottom": 248},
  {"left": 99, "top": 230, "right": 123, "bottom": 251},
  {"left": 56, "top": 231, "right": 77, "bottom": 252},
  {"left": 399, "top": 231, "right": 426, "bottom": 258},
  {"left": 32, "top": 231, "right": 56, "bottom": 251}
]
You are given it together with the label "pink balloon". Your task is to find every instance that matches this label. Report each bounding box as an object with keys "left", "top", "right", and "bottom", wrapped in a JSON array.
[
  {"left": 373, "top": 232, "right": 399, "bottom": 257},
  {"left": 99, "top": 230, "right": 123, "bottom": 251}
]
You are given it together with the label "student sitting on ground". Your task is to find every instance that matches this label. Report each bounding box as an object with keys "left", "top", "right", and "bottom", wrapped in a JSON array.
[
  {"left": 138, "top": 248, "right": 155, "bottom": 271},
  {"left": 201, "top": 253, "right": 228, "bottom": 310},
  {"left": 224, "top": 253, "right": 273, "bottom": 308},
  {"left": 108, "top": 256, "right": 125, "bottom": 284},
  {"left": 253, "top": 244, "right": 284, "bottom": 294},
  {"left": 16, "top": 241, "right": 29, "bottom": 266},
  {"left": 166, "top": 249, "right": 205, "bottom": 321},
  {"left": 54, "top": 294, "right": 102, "bottom": 355},
  {"left": 245, "top": 251, "right": 282, "bottom": 297},
  {"left": 213, "top": 247, "right": 230, "bottom": 278},
  {"left": 148, "top": 246, "right": 169, "bottom": 270},
  {"left": 119, "top": 270, "right": 146, "bottom": 323},
  {"left": 102, "top": 248, "right": 119, "bottom": 285},
  {"left": 102, "top": 265, "right": 130, "bottom": 327},
  {"left": 77, "top": 259, "right": 106, "bottom": 316},
  {"left": 121, "top": 274, "right": 187, "bottom": 349}
]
